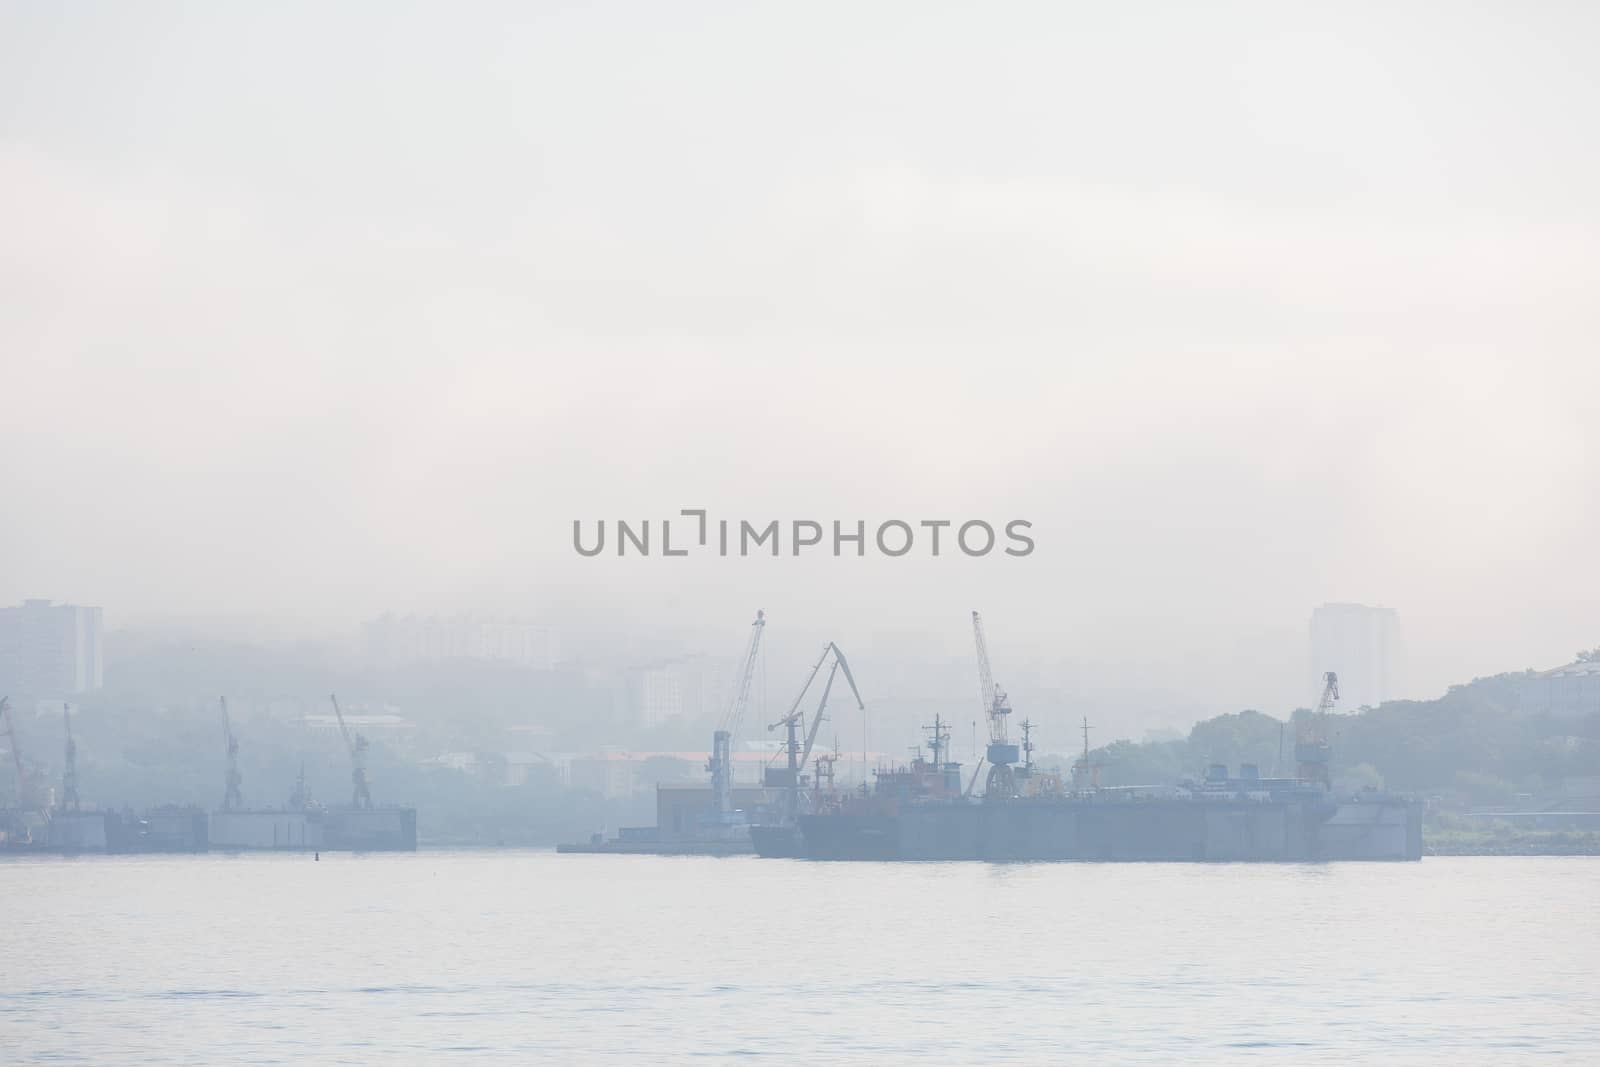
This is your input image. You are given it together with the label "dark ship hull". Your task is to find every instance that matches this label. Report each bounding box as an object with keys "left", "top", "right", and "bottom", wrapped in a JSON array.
[
  {"left": 748, "top": 824, "right": 805, "bottom": 858},
  {"left": 797, "top": 794, "right": 1422, "bottom": 862}
]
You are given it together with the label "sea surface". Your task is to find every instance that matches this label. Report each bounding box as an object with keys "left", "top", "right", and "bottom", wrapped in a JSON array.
[{"left": 1, "top": 852, "right": 1596, "bottom": 1064}]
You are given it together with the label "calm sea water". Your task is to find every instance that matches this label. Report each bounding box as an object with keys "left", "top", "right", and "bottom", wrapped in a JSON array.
[{"left": 1, "top": 852, "right": 1595, "bottom": 1064}]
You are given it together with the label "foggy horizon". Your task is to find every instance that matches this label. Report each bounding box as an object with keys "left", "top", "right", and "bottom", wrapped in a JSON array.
[
  {"left": 5, "top": 8, "right": 1599, "bottom": 1065},
  {"left": 5, "top": 4, "right": 1597, "bottom": 724}
]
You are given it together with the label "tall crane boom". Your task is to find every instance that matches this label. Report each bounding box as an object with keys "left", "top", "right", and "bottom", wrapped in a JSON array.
[
  {"left": 973, "top": 612, "right": 997, "bottom": 739},
  {"left": 220, "top": 696, "right": 243, "bottom": 812},
  {"left": 329, "top": 693, "right": 355, "bottom": 758},
  {"left": 708, "top": 610, "right": 765, "bottom": 818},
  {"left": 61, "top": 702, "right": 80, "bottom": 813},
  {"left": 768, "top": 642, "right": 864, "bottom": 774},
  {"left": 330, "top": 694, "right": 373, "bottom": 809},
  {"left": 972, "top": 611, "right": 1019, "bottom": 800},
  {"left": 805, "top": 646, "right": 863, "bottom": 771},
  {"left": 1296, "top": 671, "right": 1338, "bottom": 790},
  {"left": 1316, "top": 671, "right": 1340, "bottom": 715},
  {"left": 1, "top": 697, "right": 24, "bottom": 807},
  {"left": 972, "top": 611, "right": 1012, "bottom": 746},
  {"left": 717, "top": 609, "right": 767, "bottom": 738},
  {"left": 765, "top": 642, "right": 865, "bottom": 822}
]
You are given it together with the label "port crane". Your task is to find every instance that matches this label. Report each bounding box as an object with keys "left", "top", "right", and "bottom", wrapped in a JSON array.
[
  {"left": 972, "top": 611, "right": 1020, "bottom": 800},
  {"left": 330, "top": 694, "right": 373, "bottom": 809},
  {"left": 288, "top": 762, "right": 311, "bottom": 810},
  {"left": 765, "top": 641, "right": 864, "bottom": 823},
  {"left": 61, "top": 703, "right": 80, "bottom": 813},
  {"left": 708, "top": 610, "right": 766, "bottom": 822},
  {"left": 1296, "top": 671, "right": 1338, "bottom": 790},
  {"left": 220, "top": 697, "right": 243, "bottom": 812},
  {"left": 1, "top": 696, "right": 25, "bottom": 807}
]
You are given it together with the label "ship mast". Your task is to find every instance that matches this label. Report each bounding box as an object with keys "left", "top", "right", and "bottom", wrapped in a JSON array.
[
  {"left": 922, "top": 713, "right": 950, "bottom": 768},
  {"left": 1073, "top": 715, "right": 1101, "bottom": 791}
]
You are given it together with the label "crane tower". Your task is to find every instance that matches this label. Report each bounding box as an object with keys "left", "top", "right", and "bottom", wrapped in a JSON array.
[
  {"left": 61, "top": 702, "right": 80, "bottom": 813},
  {"left": 708, "top": 610, "right": 765, "bottom": 820},
  {"left": 220, "top": 697, "right": 243, "bottom": 812},
  {"left": 330, "top": 694, "right": 373, "bottom": 809},
  {"left": 765, "top": 641, "right": 864, "bottom": 825},
  {"left": 1, "top": 697, "right": 26, "bottom": 808},
  {"left": 1297, "top": 671, "right": 1338, "bottom": 790},
  {"left": 972, "top": 611, "right": 1020, "bottom": 800}
]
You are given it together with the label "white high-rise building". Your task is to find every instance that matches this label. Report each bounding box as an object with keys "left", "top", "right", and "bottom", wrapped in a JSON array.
[
  {"left": 1309, "top": 603, "right": 1401, "bottom": 711},
  {"left": 0, "top": 600, "right": 104, "bottom": 698}
]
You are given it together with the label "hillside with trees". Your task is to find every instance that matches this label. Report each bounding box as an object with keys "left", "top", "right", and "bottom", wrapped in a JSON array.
[{"left": 1053, "top": 670, "right": 1600, "bottom": 807}]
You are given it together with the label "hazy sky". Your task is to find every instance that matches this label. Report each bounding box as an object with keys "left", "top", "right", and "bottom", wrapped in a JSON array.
[{"left": 3, "top": 3, "right": 1597, "bottom": 723}]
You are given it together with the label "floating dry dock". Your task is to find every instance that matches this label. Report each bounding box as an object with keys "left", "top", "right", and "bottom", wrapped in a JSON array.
[
  {"left": 775, "top": 760, "right": 1423, "bottom": 862},
  {"left": 2, "top": 806, "right": 417, "bottom": 854},
  {"left": 207, "top": 807, "right": 417, "bottom": 851}
]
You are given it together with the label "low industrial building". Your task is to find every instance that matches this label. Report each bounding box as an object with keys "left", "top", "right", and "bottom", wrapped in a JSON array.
[
  {"left": 1520, "top": 657, "right": 1600, "bottom": 718},
  {"left": 655, "top": 785, "right": 774, "bottom": 841}
]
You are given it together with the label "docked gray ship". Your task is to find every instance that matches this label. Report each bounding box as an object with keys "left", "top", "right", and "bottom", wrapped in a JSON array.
[
  {"left": 759, "top": 616, "right": 1422, "bottom": 862},
  {"left": 786, "top": 755, "right": 1422, "bottom": 862}
]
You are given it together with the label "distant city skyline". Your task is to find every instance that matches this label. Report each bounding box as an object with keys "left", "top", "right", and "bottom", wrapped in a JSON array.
[
  {"left": 0, "top": 599, "right": 104, "bottom": 701},
  {"left": 6, "top": 5, "right": 1599, "bottom": 745},
  {"left": 9, "top": 592, "right": 1589, "bottom": 748}
]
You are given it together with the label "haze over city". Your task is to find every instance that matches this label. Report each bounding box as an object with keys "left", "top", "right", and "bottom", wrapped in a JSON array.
[
  {"left": 5, "top": 8, "right": 1600, "bottom": 1066},
  {"left": 4, "top": 3, "right": 1597, "bottom": 727}
]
